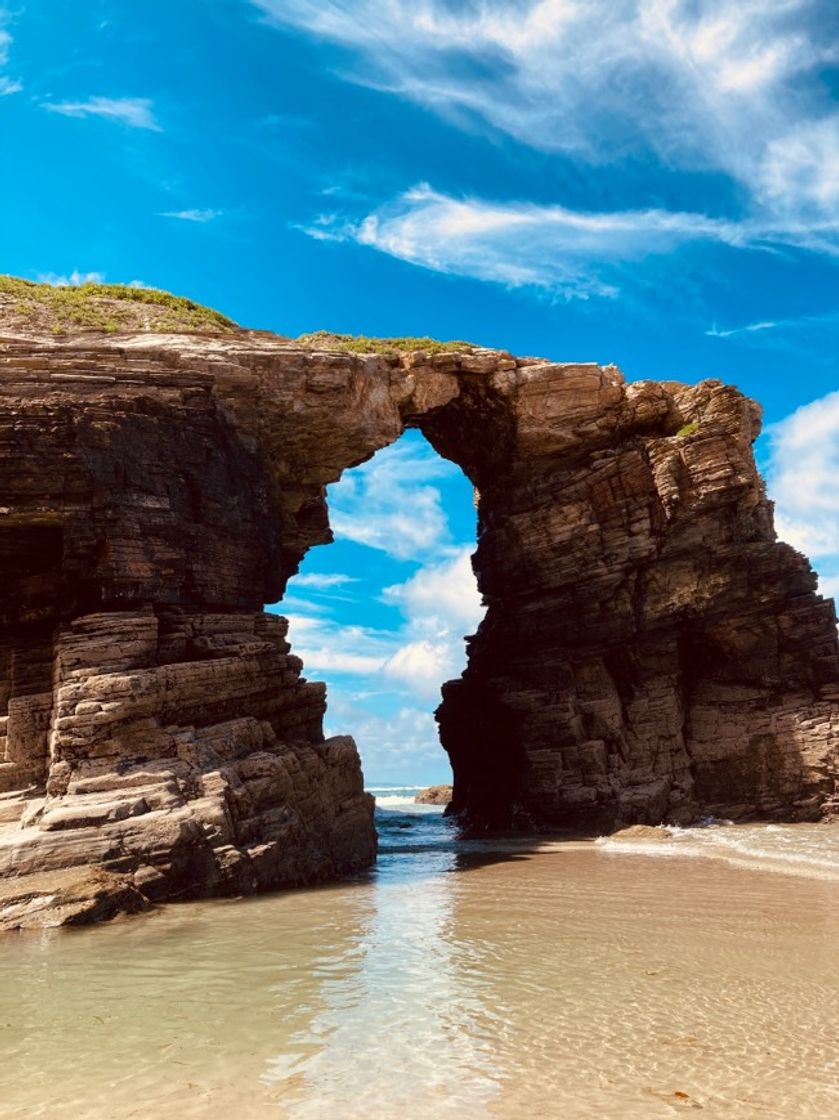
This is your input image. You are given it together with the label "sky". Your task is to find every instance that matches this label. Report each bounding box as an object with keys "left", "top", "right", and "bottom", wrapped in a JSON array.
[{"left": 2, "top": 0, "right": 838, "bottom": 782}]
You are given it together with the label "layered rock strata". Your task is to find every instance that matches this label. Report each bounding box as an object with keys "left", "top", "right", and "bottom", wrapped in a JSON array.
[{"left": 1, "top": 325, "right": 837, "bottom": 928}]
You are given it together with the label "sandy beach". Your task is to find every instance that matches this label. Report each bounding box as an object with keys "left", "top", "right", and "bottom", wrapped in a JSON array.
[{"left": 3, "top": 808, "right": 839, "bottom": 1120}]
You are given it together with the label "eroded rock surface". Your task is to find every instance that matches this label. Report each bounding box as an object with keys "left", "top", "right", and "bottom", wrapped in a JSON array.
[
  {"left": 415, "top": 785, "right": 453, "bottom": 806},
  {"left": 1, "top": 321, "right": 837, "bottom": 928}
]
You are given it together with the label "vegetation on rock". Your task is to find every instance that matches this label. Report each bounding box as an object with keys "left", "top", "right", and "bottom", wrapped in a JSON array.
[
  {"left": 0, "top": 275, "right": 238, "bottom": 336},
  {"left": 0, "top": 277, "right": 480, "bottom": 352},
  {"left": 296, "top": 330, "right": 476, "bottom": 356}
]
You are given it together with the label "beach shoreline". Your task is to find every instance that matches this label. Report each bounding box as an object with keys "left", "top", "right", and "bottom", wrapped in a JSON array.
[{"left": 3, "top": 809, "right": 839, "bottom": 1119}]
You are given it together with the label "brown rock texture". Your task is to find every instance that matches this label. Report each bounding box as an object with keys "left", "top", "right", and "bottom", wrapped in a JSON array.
[
  {"left": 414, "top": 784, "right": 453, "bottom": 806},
  {"left": 1, "top": 312, "right": 837, "bottom": 928}
]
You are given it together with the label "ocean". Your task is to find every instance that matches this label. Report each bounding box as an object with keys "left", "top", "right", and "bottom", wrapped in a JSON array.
[{"left": 2, "top": 791, "right": 839, "bottom": 1118}]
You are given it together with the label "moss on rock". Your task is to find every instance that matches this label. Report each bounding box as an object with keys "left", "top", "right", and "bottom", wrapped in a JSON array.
[
  {"left": 0, "top": 276, "right": 238, "bottom": 336},
  {"left": 296, "top": 330, "right": 476, "bottom": 356}
]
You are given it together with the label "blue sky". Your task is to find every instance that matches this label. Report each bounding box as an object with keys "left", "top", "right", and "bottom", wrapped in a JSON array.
[{"left": 2, "top": 1, "right": 838, "bottom": 782}]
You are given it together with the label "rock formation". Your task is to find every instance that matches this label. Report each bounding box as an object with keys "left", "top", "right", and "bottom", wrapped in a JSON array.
[
  {"left": 1, "top": 288, "right": 837, "bottom": 928},
  {"left": 415, "top": 785, "right": 453, "bottom": 806}
]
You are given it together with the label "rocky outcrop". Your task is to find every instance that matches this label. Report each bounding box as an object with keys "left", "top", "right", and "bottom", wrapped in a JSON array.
[
  {"left": 415, "top": 785, "right": 453, "bottom": 806},
  {"left": 1, "top": 312, "right": 837, "bottom": 928},
  {"left": 0, "top": 606, "right": 374, "bottom": 926},
  {"left": 437, "top": 371, "right": 839, "bottom": 830}
]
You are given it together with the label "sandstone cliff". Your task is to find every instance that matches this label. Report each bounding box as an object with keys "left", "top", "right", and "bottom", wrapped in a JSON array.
[{"left": 1, "top": 281, "right": 837, "bottom": 929}]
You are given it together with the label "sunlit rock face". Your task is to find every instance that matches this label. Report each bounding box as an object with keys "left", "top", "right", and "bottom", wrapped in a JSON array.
[{"left": 1, "top": 326, "right": 837, "bottom": 928}]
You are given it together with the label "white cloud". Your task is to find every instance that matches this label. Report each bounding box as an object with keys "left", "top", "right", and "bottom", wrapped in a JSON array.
[
  {"left": 766, "top": 390, "right": 839, "bottom": 605},
  {"left": 380, "top": 641, "right": 452, "bottom": 699},
  {"left": 33, "top": 272, "right": 158, "bottom": 291},
  {"left": 0, "top": 21, "right": 20, "bottom": 95},
  {"left": 276, "top": 1, "right": 839, "bottom": 297},
  {"left": 324, "top": 699, "right": 445, "bottom": 782},
  {"left": 706, "top": 320, "right": 778, "bottom": 339},
  {"left": 36, "top": 270, "right": 106, "bottom": 286},
  {"left": 328, "top": 437, "right": 459, "bottom": 560},
  {"left": 159, "top": 208, "right": 223, "bottom": 223},
  {"left": 707, "top": 310, "right": 839, "bottom": 342},
  {"left": 381, "top": 547, "right": 484, "bottom": 699},
  {"left": 309, "top": 183, "right": 839, "bottom": 298},
  {"left": 383, "top": 548, "right": 482, "bottom": 634},
  {"left": 284, "top": 613, "right": 397, "bottom": 677},
  {"left": 819, "top": 573, "right": 839, "bottom": 602},
  {"left": 282, "top": 548, "right": 483, "bottom": 703},
  {"left": 761, "top": 116, "right": 839, "bottom": 214},
  {"left": 277, "top": 440, "right": 485, "bottom": 775},
  {"left": 253, "top": 0, "right": 838, "bottom": 221},
  {"left": 290, "top": 572, "right": 358, "bottom": 589},
  {"left": 44, "top": 96, "right": 162, "bottom": 131}
]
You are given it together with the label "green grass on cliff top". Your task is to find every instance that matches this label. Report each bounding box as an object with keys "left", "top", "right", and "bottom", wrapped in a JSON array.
[
  {"left": 295, "top": 330, "right": 476, "bottom": 355},
  {"left": 0, "top": 275, "right": 238, "bottom": 335},
  {"left": 0, "top": 276, "right": 476, "bottom": 351}
]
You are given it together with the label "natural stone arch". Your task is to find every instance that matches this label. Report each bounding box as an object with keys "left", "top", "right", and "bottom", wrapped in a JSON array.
[{"left": 0, "top": 328, "right": 837, "bottom": 928}]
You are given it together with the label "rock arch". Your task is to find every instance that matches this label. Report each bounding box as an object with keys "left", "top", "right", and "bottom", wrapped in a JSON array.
[{"left": 0, "top": 330, "right": 837, "bottom": 927}]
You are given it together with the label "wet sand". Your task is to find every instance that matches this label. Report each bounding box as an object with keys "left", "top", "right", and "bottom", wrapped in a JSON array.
[{"left": 2, "top": 815, "right": 839, "bottom": 1119}]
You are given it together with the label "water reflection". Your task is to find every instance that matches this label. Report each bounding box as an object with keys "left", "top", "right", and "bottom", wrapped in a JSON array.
[
  {"left": 262, "top": 805, "right": 503, "bottom": 1117},
  {"left": 0, "top": 878, "right": 375, "bottom": 1118},
  {"left": 2, "top": 810, "right": 839, "bottom": 1119}
]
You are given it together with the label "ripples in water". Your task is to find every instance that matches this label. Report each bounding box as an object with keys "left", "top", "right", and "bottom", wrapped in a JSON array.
[{"left": 2, "top": 799, "right": 839, "bottom": 1119}]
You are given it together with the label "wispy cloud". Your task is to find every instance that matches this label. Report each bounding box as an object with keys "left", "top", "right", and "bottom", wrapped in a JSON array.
[
  {"left": 293, "top": 572, "right": 359, "bottom": 589},
  {"left": 284, "top": 612, "right": 396, "bottom": 675},
  {"left": 271, "top": 1, "right": 839, "bottom": 299},
  {"left": 305, "top": 183, "right": 839, "bottom": 299},
  {"left": 253, "top": 0, "right": 839, "bottom": 221},
  {"left": 706, "top": 320, "right": 778, "bottom": 339},
  {"left": 44, "top": 96, "right": 162, "bottom": 131},
  {"left": 383, "top": 548, "right": 482, "bottom": 636},
  {"left": 761, "top": 116, "right": 839, "bottom": 216},
  {"left": 159, "top": 208, "right": 223, "bottom": 223},
  {"left": 0, "top": 19, "right": 21, "bottom": 95},
  {"left": 766, "top": 389, "right": 839, "bottom": 605},
  {"left": 707, "top": 309, "right": 839, "bottom": 342}
]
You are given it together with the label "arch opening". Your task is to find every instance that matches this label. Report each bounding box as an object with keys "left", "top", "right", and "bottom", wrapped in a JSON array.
[{"left": 274, "top": 429, "right": 486, "bottom": 797}]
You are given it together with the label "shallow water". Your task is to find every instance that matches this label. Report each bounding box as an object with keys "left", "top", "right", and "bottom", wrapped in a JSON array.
[{"left": 2, "top": 793, "right": 839, "bottom": 1119}]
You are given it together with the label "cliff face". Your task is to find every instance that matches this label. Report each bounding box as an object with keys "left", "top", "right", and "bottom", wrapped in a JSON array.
[{"left": 1, "top": 323, "right": 837, "bottom": 928}]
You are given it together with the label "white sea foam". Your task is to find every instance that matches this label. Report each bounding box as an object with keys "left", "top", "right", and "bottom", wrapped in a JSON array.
[
  {"left": 366, "top": 786, "right": 423, "bottom": 794},
  {"left": 596, "top": 822, "right": 839, "bottom": 882}
]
